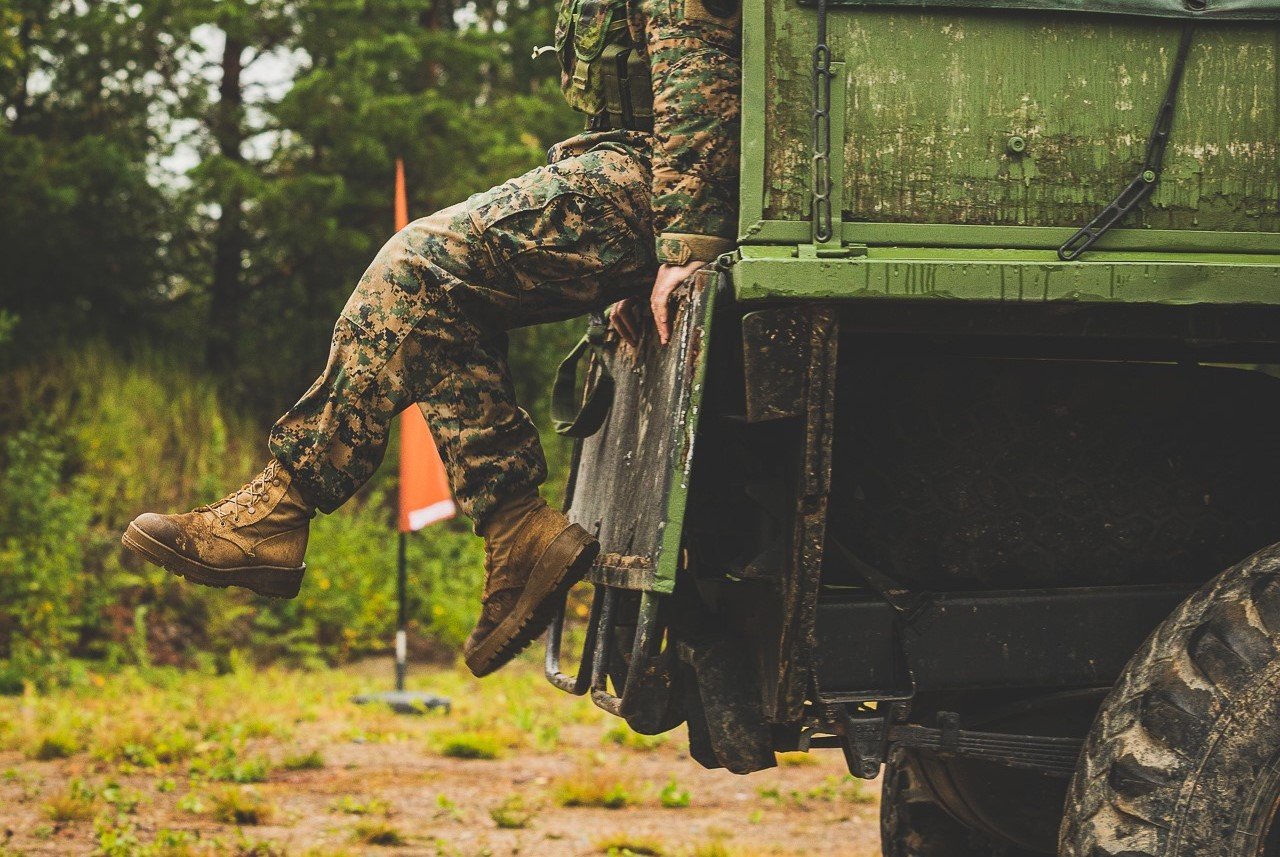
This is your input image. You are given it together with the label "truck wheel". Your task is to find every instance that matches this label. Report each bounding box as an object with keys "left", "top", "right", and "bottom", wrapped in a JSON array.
[
  {"left": 881, "top": 747, "right": 1042, "bottom": 857},
  {"left": 1061, "top": 542, "right": 1280, "bottom": 856}
]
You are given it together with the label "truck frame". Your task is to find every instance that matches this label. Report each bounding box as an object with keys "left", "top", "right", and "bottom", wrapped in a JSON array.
[{"left": 544, "top": 4, "right": 1280, "bottom": 854}]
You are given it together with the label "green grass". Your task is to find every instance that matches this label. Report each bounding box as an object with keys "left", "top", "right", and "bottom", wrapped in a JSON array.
[
  {"left": 437, "top": 730, "right": 507, "bottom": 760},
  {"left": 554, "top": 769, "right": 634, "bottom": 809},
  {"left": 603, "top": 723, "right": 667, "bottom": 752},
  {"left": 206, "top": 754, "right": 272, "bottom": 783},
  {"left": 281, "top": 749, "right": 325, "bottom": 771},
  {"left": 210, "top": 787, "right": 276, "bottom": 825},
  {"left": 351, "top": 820, "right": 405, "bottom": 846},
  {"left": 30, "top": 730, "right": 81, "bottom": 760},
  {"left": 331, "top": 795, "right": 391, "bottom": 816},
  {"left": 42, "top": 780, "right": 96, "bottom": 822},
  {"left": 489, "top": 793, "right": 534, "bottom": 829},
  {"left": 660, "top": 779, "right": 691, "bottom": 809},
  {"left": 0, "top": 346, "right": 492, "bottom": 686},
  {"left": 595, "top": 834, "right": 665, "bottom": 855}
]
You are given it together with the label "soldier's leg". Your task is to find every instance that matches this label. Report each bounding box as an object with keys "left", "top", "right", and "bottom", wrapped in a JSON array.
[
  {"left": 124, "top": 139, "right": 654, "bottom": 670},
  {"left": 265, "top": 229, "right": 543, "bottom": 527},
  {"left": 270, "top": 140, "right": 655, "bottom": 524}
]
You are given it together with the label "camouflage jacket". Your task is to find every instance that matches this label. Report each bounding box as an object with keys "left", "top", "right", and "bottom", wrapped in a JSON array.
[{"left": 558, "top": 0, "right": 742, "bottom": 265}]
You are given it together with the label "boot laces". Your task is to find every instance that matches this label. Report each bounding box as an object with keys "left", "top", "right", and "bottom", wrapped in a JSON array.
[{"left": 198, "top": 461, "right": 281, "bottom": 524}]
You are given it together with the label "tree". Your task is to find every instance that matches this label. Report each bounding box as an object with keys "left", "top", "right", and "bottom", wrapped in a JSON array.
[{"left": 0, "top": 1, "right": 191, "bottom": 350}]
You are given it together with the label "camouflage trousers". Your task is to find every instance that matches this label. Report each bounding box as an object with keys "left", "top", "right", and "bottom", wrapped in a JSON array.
[{"left": 269, "top": 132, "right": 656, "bottom": 526}]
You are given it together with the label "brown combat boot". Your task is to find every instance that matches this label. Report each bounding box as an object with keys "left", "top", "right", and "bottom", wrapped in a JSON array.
[
  {"left": 463, "top": 490, "right": 598, "bottom": 677},
  {"left": 121, "top": 459, "right": 314, "bottom": 599}
]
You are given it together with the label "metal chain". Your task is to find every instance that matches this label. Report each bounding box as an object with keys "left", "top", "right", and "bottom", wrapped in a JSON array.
[{"left": 810, "top": 0, "right": 833, "bottom": 243}]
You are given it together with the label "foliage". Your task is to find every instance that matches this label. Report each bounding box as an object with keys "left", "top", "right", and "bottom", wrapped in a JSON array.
[
  {"left": 43, "top": 779, "right": 96, "bottom": 822},
  {"left": 0, "top": 425, "right": 92, "bottom": 690},
  {"left": 0, "top": 0, "right": 595, "bottom": 678},
  {"left": 210, "top": 787, "right": 276, "bottom": 825},
  {"left": 604, "top": 723, "right": 668, "bottom": 752},
  {"left": 0, "top": 347, "right": 497, "bottom": 680},
  {"left": 281, "top": 749, "right": 325, "bottom": 771},
  {"left": 595, "top": 835, "right": 666, "bottom": 855},
  {"left": 659, "top": 779, "right": 691, "bottom": 809},
  {"left": 437, "top": 730, "right": 506, "bottom": 760},
  {"left": 553, "top": 769, "right": 634, "bottom": 809},
  {"left": 2, "top": 0, "right": 583, "bottom": 406},
  {"left": 488, "top": 793, "right": 534, "bottom": 829},
  {"left": 350, "top": 820, "right": 405, "bottom": 846}
]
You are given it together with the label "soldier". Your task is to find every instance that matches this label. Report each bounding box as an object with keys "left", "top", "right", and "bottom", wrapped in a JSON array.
[{"left": 121, "top": 0, "right": 741, "bottom": 677}]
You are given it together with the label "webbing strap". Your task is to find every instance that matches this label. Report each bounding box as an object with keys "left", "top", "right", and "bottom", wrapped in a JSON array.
[{"left": 552, "top": 313, "right": 615, "bottom": 438}]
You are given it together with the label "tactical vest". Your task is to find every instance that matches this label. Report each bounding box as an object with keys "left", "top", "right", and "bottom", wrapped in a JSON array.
[{"left": 555, "top": 0, "right": 654, "bottom": 132}]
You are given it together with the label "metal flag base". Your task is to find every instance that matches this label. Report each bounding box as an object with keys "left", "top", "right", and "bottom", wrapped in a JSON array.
[
  {"left": 352, "top": 689, "right": 452, "bottom": 715},
  {"left": 353, "top": 533, "right": 452, "bottom": 716}
]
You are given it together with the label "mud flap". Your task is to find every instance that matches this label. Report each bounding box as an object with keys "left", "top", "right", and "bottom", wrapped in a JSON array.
[{"left": 678, "top": 631, "right": 777, "bottom": 774}]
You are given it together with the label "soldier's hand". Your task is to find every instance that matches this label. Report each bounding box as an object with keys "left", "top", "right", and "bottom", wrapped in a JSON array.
[
  {"left": 608, "top": 298, "right": 642, "bottom": 348},
  {"left": 651, "top": 260, "right": 707, "bottom": 346}
]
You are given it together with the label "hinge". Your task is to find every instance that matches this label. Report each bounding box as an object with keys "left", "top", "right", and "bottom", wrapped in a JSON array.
[{"left": 796, "top": 243, "right": 866, "bottom": 259}]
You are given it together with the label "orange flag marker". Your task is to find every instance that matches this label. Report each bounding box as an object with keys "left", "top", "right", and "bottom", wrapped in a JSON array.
[{"left": 395, "top": 159, "right": 457, "bottom": 532}]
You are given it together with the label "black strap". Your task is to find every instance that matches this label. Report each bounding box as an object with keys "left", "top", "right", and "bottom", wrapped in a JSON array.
[
  {"left": 552, "top": 313, "right": 615, "bottom": 438},
  {"left": 1058, "top": 26, "right": 1194, "bottom": 262}
]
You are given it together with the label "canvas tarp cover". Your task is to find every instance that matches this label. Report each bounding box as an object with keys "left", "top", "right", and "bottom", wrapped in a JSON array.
[{"left": 813, "top": 0, "right": 1280, "bottom": 20}]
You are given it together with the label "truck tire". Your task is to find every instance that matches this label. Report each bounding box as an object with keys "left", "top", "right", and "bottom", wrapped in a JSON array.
[
  {"left": 1060, "top": 542, "right": 1280, "bottom": 856},
  {"left": 881, "top": 747, "right": 1043, "bottom": 857}
]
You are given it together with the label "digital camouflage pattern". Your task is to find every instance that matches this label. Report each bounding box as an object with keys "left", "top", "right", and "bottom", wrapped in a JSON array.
[
  {"left": 554, "top": 0, "right": 741, "bottom": 264},
  {"left": 629, "top": 0, "right": 742, "bottom": 264},
  {"left": 270, "top": 136, "right": 657, "bottom": 526},
  {"left": 270, "top": 2, "right": 740, "bottom": 526}
]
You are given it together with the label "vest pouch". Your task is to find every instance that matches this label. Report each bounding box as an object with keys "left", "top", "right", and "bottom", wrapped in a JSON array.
[
  {"left": 601, "top": 43, "right": 654, "bottom": 131},
  {"left": 556, "top": 0, "right": 630, "bottom": 115}
]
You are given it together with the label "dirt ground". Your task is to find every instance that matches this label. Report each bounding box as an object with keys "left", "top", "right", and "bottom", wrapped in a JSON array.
[{"left": 0, "top": 658, "right": 882, "bottom": 856}]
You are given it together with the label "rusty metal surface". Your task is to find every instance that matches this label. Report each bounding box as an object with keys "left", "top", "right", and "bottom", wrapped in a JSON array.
[
  {"left": 762, "top": 5, "right": 1280, "bottom": 232},
  {"left": 741, "top": 308, "right": 811, "bottom": 422},
  {"left": 769, "top": 304, "right": 840, "bottom": 721},
  {"left": 564, "top": 269, "right": 719, "bottom": 593}
]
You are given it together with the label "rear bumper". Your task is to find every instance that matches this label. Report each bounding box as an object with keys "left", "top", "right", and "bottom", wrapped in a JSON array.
[{"left": 732, "top": 244, "right": 1280, "bottom": 305}]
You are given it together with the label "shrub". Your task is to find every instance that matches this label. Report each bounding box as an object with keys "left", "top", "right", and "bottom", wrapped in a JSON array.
[
  {"left": 281, "top": 749, "right": 325, "bottom": 771},
  {"left": 594, "top": 834, "right": 665, "bottom": 855},
  {"left": 351, "top": 820, "right": 405, "bottom": 846},
  {"left": 0, "top": 427, "right": 92, "bottom": 691},
  {"left": 659, "top": 779, "right": 691, "bottom": 809},
  {"left": 603, "top": 723, "right": 667, "bottom": 752},
  {"left": 207, "top": 754, "right": 272, "bottom": 784},
  {"left": 554, "top": 771, "right": 633, "bottom": 809},
  {"left": 43, "top": 779, "right": 96, "bottom": 822},
  {"left": 30, "top": 730, "right": 81, "bottom": 760},
  {"left": 489, "top": 794, "right": 534, "bottom": 829},
  {"left": 210, "top": 787, "right": 276, "bottom": 825},
  {"left": 0, "top": 347, "right": 493, "bottom": 672},
  {"left": 437, "top": 730, "right": 505, "bottom": 760},
  {"left": 331, "top": 795, "right": 390, "bottom": 816}
]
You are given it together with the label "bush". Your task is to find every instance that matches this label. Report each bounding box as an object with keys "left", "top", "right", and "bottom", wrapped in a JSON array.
[
  {"left": 437, "top": 730, "right": 505, "bottom": 760},
  {"left": 553, "top": 770, "right": 633, "bottom": 809},
  {"left": 0, "top": 346, "right": 493, "bottom": 674},
  {"left": 0, "top": 426, "right": 92, "bottom": 691},
  {"left": 210, "top": 787, "right": 276, "bottom": 825}
]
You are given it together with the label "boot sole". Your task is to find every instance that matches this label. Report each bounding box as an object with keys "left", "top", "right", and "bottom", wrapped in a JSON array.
[
  {"left": 464, "top": 524, "right": 598, "bottom": 678},
  {"left": 122, "top": 523, "right": 304, "bottom": 600}
]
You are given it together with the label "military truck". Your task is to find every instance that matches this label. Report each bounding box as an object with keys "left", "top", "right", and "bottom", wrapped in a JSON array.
[{"left": 542, "top": 2, "right": 1280, "bottom": 854}]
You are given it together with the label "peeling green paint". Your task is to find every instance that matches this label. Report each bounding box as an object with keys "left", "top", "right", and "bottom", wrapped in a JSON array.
[
  {"left": 732, "top": 244, "right": 1280, "bottom": 302},
  {"left": 760, "top": 5, "right": 1280, "bottom": 232}
]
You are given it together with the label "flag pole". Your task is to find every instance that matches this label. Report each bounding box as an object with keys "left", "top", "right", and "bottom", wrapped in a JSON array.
[
  {"left": 353, "top": 158, "right": 453, "bottom": 716},
  {"left": 395, "top": 531, "right": 408, "bottom": 693}
]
